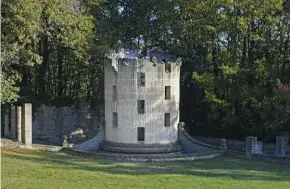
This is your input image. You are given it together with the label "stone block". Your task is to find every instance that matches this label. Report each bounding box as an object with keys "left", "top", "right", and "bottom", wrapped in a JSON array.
[
  {"left": 254, "top": 141, "right": 263, "bottom": 155},
  {"left": 4, "top": 112, "right": 9, "bottom": 137},
  {"left": 245, "top": 136, "right": 257, "bottom": 159},
  {"left": 220, "top": 138, "right": 227, "bottom": 151},
  {"left": 22, "top": 103, "right": 32, "bottom": 146},
  {"left": 276, "top": 136, "right": 288, "bottom": 157},
  {"left": 10, "top": 105, "right": 16, "bottom": 139}
]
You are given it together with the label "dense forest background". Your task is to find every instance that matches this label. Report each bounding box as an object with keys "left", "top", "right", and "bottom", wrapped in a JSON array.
[{"left": 1, "top": 0, "right": 290, "bottom": 141}]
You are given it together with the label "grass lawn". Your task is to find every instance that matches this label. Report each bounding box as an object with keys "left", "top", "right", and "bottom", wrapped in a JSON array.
[{"left": 1, "top": 148, "right": 290, "bottom": 189}]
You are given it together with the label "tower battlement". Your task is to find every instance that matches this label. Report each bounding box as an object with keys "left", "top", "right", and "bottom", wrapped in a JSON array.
[{"left": 105, "top": 48, "right": 182, "bottom": 73}]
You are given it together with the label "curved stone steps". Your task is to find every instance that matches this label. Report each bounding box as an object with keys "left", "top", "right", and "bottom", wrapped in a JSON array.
[
  {"left": 178, "top": 126, "right": 221, "bottom": 153},
  {"left": 62, "top": 148, "right": 222, "bottom": 162}
]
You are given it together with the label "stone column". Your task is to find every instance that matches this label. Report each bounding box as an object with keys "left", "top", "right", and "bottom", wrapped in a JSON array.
[
  {"left": 22, "top": 103, "right": 32, "bottom": 146},
  {"left": 4, "top": 112, "right": 10, "bottom": 137},
  {"left": 220, "top": 138, "right": 227, "bottom": 151},
  {"left": 10, "top": 105, "right": 16, "bottom": 139},
  {"left": 276, "top": 136, "right": 287, "bottom": 157},
  {"left": 246, "top": 136, "right": 257, "bottom": 159},
  {"left": 16, "top": 106, "right": 22, "bottom": 142}
]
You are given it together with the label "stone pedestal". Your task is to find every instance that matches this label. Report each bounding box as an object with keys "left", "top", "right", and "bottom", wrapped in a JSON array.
[
  {"left": 220, "top": 138, "right": 227, "bottom": 151},
  {"left": 10, "top": 106, "right": 16, "bottom": 139},
  {"left": 62, "top": 135, "right": 69, "bottom": 148},
  {"left": 246, "top": 136, "right": 257, "bottom": 159},
  {"left": 22, "top": 103, "right": 32, "bottom": 146},
  {"left": 17, "top": 106, "right": 22, "bottom": 142},
  {"left": 4, "top": 113, "right": 10, "bottom": 137},
  {"left": 276, "top": 136, "right": 288, "bottom": 157},
  {"left": 101, "top": 141, "right": 182, "bottom": 154}
]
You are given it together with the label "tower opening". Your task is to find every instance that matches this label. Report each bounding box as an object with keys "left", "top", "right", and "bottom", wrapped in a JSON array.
[
  {"left": 137, "top": 127, "right": 145, "bottom": 141},
  {"left": 113, "top": 86, "right": 117, "bottom": 100},
  {"left": 165, "top": 113, "right": 170, "bottom": 127},
  {"left": 165, "top": 86, "right": 171, "bottom": 100},
  {"left": 138, "top": 72, "right": 145, "bottom": 86},
  {"left": 138, "top": 100, "right": 145, "bottom": 114},
  {"left": 113, "top": 112, "right": 118, "bottom": 127}
]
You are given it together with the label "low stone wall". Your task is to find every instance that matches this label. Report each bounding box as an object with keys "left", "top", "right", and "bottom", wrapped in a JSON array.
[
  {"left": 193, "top": 136, "right": 289, "bottom": 154},
  {"left": 32, "top": 104, "right": 104, "bottom": 144}
]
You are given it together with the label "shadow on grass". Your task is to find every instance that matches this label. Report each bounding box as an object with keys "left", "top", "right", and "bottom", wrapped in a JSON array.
[{"left": 2, "top": 149, "right": 290, "bottom": 182}]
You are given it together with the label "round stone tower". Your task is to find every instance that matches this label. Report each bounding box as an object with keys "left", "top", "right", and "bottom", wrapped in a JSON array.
[{"left": 101, "top": 48, "right": 182, "bottom": 153}]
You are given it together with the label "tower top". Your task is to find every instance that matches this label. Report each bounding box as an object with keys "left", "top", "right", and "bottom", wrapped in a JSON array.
[{"left": 105, "top": 48, "right": 180, "bottom": 64}]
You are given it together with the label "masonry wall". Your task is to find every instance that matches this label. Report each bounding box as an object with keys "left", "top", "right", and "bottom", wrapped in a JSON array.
[
  {"left": 193, "top": 136, "right": 290, "bottom": 154},
  {"left": 32, "top": 104, "right": 104, "bottom": 144},
  {"left": 104, "top": 58, "right": 180, "bottom": 144}
]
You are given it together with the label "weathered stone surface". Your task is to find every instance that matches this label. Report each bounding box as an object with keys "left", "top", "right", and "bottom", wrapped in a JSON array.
[
  {"left": 10, "top": 105, "right": 16, "bottom": 139},
  {"left": 16, "top": 106, "right": 22, "bottom": 142},
  {"left": 32, "top": 104, "right": 104, "bottom": 144}
]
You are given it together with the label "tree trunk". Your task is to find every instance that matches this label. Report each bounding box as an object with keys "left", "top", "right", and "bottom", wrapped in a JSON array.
[
  {"left": 38, "top": 36, "right": 49, "bottom": 101},
  {"left": 57, "top": 47, "right": 63, "bottom": 98}
]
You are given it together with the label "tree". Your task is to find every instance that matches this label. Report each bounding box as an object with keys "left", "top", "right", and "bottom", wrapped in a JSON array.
[{"left": 1, "top": 0, "right": 42, "bottom": 103}]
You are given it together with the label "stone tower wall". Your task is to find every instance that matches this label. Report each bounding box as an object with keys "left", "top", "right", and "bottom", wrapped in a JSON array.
[{"left": 104, "top": 57, "right": 181, "bottom": 145}]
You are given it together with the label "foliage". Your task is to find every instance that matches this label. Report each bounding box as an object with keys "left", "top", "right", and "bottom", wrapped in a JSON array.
[
  {"left": 251, "top": 79, "right": 290, "bottom": 134},
  {"left": 2, "top": 0, "right": 290, "bottom": 140}
]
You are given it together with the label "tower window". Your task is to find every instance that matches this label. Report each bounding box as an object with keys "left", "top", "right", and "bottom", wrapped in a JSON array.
[
  {"left": 138, "top": 100, "right": 145, "bottom": 114},
  {"left": 138, "top": 72, "right": 145, "bottom": 86},
  {"left": 165, "top": 113, "right": 170, "bottom": 127},
  {"left": 113, "top": 112, "right": 118, "bottom": 127},
  {"left": 113, "top": 86, "right": 117, "bottom": 100},
  {"left": 165, "top": 86, "right": 171, "bottom": 100},
  {"left": 137, "top": 127, "right": 145, "bottom": 141},
  {"left": 165, "top": 62, "right": 171, "bottom": 73}
]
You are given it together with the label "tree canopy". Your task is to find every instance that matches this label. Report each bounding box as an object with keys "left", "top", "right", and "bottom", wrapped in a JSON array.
[{"left": 1, "top": 0, "right": 290, "bottom": 141}]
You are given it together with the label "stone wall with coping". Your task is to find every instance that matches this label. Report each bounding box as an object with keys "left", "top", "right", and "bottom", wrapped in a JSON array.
[{"left": 32, "top": 104, "right": 104, "bottom": 144}]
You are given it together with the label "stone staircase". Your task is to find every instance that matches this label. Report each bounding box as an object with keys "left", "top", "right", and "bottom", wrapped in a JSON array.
[
  {"left": 69, "top": 125, "right": 223, "bottom": 161},
  {"left": 73, "top": 128, "right": 105, "bottom": 151},
  {"left": 178, "top": 126, "right": 221, "bottom": 153},
  {"left": 63, "top": 148, "right": 222, "bottom": 162}
]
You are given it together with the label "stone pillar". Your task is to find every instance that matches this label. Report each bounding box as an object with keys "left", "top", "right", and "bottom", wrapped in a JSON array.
[
  {"left": 220, "top": 138, "right": 227, "bottom": 151},
  {"left": 276, "top": 136, "right": 288, "bottom": 157},
  {"left": 22, "top": 103, "right": 32, "bottom": 146},
  {"left": 10, "top": 105, "right": 16, "bottom": 139},
  {"left": 16, "top": 106, "right": 22, "bottom": 142},
  {"left": 246, "top": 136, "right": 257, "bottom": 159},
  {"left": 4, "top": 112, "right": 10, "bottom": 137}
]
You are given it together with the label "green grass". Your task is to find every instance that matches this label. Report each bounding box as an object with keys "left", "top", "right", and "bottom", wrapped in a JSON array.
[{"left": 1, "top": 148, "right": 290, "bottom": 189}]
